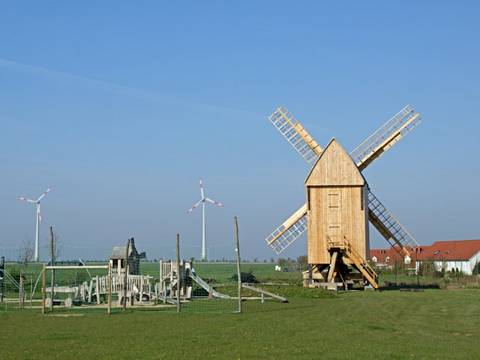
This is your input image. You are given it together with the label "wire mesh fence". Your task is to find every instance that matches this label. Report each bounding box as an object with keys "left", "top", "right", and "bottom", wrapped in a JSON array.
[{"left": 0, "top": 218, "right": 290, "bottom": 315}]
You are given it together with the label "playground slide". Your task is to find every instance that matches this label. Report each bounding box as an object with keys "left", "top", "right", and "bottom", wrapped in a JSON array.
[{"left": 189, "top": 272, "right": 230, "bottom": 299}]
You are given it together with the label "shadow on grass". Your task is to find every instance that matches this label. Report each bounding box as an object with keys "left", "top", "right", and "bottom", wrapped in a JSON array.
[{"left": 380, "top": 281, "right": 440, "bottom": 291}]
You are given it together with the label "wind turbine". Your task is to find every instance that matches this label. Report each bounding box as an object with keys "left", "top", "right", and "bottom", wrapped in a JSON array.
[
  {"left": 187, "top": 178, "right": 223, "bottom": 261},
  {"left": 19, "top": 188, "right": 52, "bottom": 262}
]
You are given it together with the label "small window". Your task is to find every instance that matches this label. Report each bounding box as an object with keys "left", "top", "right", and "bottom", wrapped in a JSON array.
[
  {"left": 434, "top": 250, "right": 440, "bottom": 256},
  {"left": 328, "top": 193, "right": 340, "bottom": 208}
]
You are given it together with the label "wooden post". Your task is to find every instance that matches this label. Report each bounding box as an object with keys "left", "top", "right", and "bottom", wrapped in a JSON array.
[
  {"left": 19, "top": 272, "right": 24, "bottom": 309},
  {"left": 95, "top": 276, "right": 100, "bottom": 305},
  {"left": 234, "top": 216, "right": 242, "bottom": 313},
  {"left": 41, "top": 264, "right": 46, "bottom": 314},
  {"left": 327, "top": 252, "right": 338, "bottom": 283},
  {"left": 0, "top": 256, "right": 5, "bottom": 304},
  {"left": 107, "top": 263, "right": 112, "bottom": 315},
  {"left": 176, "top": 233, "right": 180, "bottom": 313},
  {"left": 49, "top": 226, "right": 55, "bottom": 312},
  {"left": 30, "top": 275, "right": 33, "bottom": 307},
  {"left": 123, "top": 238, "right": 130, "bottom": 311}
]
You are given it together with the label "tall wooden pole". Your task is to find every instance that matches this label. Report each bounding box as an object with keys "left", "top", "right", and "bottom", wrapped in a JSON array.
[
  {"left": 30, "top": 275, "right": 33, "bottom": 307},
  {"left": 0, "top": 256, "right": 4, "bottom": 303},
  {"left": 176, "top": 233, "right": 180, "bottom": 313},
  {"left": 123, "top": 238, "right": 130, "bottom": 311},
  {"left": 234, "top": 217, "right": 242, "bottom": 313},
  {"left": 41, "top": 264, "right": 46, "bottom": 314},
  {"left": 19, "top": 272, "right": 24, "bottom": 309},
  {"left": 107, "top": 262, "right": 112, "bottom": 315},
  {"left": 49, "top": 226, "right": 55, "bottom": 312}
]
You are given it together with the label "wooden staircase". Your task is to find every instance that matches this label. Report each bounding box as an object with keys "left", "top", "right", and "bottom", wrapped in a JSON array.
[{"left": 328, "top": 240, "right": 379, "bottom": 289}]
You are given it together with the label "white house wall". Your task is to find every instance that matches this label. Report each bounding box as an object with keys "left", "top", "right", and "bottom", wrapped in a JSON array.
[{"left": 430, "top": 251, "right": 480, "bottom": 275}]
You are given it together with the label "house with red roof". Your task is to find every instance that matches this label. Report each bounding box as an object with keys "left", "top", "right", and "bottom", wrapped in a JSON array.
[{"left": 370, "top": 240, "right": 480, "bottom": 275}]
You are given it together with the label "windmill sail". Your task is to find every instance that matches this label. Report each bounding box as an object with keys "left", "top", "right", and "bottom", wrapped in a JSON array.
[
  {"left": 350, "top": 105, "right": 421, "bottom": 171},
  {"left": 268, "top": 107, "right": 323, "bottom": 166},
  {"left": 367, "top": 190, "right": 419, "bottom": 255},
  {"left": 266, "top": 106, "right": 420, "bottom": 257},
  {"left": 265, "top": 204, "right": 308, "bottom": 254}
]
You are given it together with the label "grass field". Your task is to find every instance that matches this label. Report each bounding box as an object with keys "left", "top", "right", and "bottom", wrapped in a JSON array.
[
  {"left": 1, "top": 262, "right": 479, "bottom": 359},
  {"left": 1, "top": 288, "right": 479, "bottom": 359}
]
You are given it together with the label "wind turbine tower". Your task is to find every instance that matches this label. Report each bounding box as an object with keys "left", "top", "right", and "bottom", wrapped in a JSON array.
[
  {"left": 188, "top": 179, "right": 223, "bottom": 261},
  {"left": 19, "top": 188, "right": 52, "bottom": 262}
]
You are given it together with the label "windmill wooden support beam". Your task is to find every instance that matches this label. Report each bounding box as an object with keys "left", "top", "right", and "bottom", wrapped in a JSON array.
[{"left": 265, "top": 105, "right": 421, "bottom": 290}]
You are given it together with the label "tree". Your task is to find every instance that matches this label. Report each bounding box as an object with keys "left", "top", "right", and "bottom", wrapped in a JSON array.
[
  {"left": 297, "top": 255, "right": 308, "bottom": 271},
  {"left": 278, "top": 258, "right": 288, "bottom": 268},
  {"left": 51, "top": 231, "right": 63, "bottom": 260},
  {"left": 18, "top": 239, "right": 34, "bottom": 267},
  {"left": 473, "top": 262, "right": 480, "bottom": 275}
]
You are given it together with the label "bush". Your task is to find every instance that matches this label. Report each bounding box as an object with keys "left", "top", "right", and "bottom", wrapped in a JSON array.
[
  {"left": 473, "top": 262, "right": 480, "bottom": 276},
  {"left": 230, "top": 271, "right": 257, "bottom": 283}
]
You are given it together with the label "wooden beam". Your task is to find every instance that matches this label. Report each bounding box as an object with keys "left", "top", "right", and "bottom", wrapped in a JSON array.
[
  {"left": 327, "top": 252, "right": 338, "bottom": 283},
  {"left": 45, "top": 265, "right": 108, "bottom": 270},
  {"left": 241, "top": 284, "right": 288, "bottom": 303}
]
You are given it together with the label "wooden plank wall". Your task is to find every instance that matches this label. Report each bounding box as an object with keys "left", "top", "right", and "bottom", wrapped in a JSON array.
[{"left": 307, "top": 186, "right": 368, "bottom": 264}]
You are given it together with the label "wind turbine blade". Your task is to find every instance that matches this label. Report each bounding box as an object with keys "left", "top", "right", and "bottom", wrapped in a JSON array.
[
  {"left": 19, "top": 197, "right": 36, "bottom": 204},
  {"left": 36, "top": 187, "right": 52, "bottom": 202},
  {"left": 187, "top": 200, "right": 203, "bottom": 213},
  {"left": 206, "top": 198, "right": 224, "bottom": 207},
  {"left": 199, "top": 178, "right": 205, "bottom": 199}
]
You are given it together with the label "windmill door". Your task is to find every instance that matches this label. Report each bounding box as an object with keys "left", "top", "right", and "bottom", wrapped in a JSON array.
[{"left": 326, "top": 190, "right": 342, "bottom": 245}]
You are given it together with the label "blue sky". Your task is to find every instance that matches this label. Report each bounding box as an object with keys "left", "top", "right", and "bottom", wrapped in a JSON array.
[{"left": 1, "top": 1, "right": 479, "bottom": 261}]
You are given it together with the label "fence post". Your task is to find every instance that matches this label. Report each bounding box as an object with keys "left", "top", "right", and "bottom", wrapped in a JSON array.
[
  {"left": 107, "top": 262, "right": 112, "bottom": 315},
  {"left": 176, "top": 233, "right": 181, "bottom": 313},
  {"left": 30, "top": 275, "right": 33, "bottom": 308},
  {"left": 50, "top": 226, "right": 55, "bottom": 312},
  {"left": 0, "top": 256, "right": 4, "bottom": 304},
  {"left": 234, "top": 216, "right": 242, "bottom": 313},
  {"left": 19, "top": 272, "right": 25, "bottom": 309},
  {"left": 42, "top": 264, "right": 46, "bottom": 315},
  {"left": 123, "top": 238, "right": 130, "bottom": 311}
]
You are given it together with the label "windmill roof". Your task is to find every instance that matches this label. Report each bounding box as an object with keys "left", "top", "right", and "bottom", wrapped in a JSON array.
[{"left": 305, "top": 138, "right": 366, "bottom": 186}]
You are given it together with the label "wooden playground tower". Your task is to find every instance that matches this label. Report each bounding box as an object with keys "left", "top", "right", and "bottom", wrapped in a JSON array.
[{"left": 266, "top": 106, "right": 421, "bottom": 290}]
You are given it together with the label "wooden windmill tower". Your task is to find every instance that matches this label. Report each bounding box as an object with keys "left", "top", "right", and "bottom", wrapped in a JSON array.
[{"left": 265, "top": 106, "right": 421, "bottom": 290}]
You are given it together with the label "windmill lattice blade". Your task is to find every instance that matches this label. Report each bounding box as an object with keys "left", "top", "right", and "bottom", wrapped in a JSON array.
[
  {"left": 187, "top": 200, "right": 203, "bottom": 213},
  {"left": 368, "top": 189, "right": 419, "bottom": 256},
  {"left": 268, "top": 107, "right": 323, "bottom": 166},
  {"left": 205, "top": 198, "right": 223, "bottom": 207},
  {"left": 351, "top": 105, "right": 421, "bottom": 171},
  {"left": 265, "top": 204, "right": 308, "bottom": 254}
]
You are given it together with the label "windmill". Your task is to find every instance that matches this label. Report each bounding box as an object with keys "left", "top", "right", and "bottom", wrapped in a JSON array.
[
  {"left": 265, "top": 106, "right": 421, "bottom": 290},
  {"left": 19, "top": 188, "right": 52, "bottom": 262},
  {"left": 188, "top": 178, "right": 224, "bottom": 261}
]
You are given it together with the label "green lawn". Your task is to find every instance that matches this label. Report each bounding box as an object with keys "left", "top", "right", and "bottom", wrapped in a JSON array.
[{"left": 1, "top": 289, "right": 479, "bottom": 359}]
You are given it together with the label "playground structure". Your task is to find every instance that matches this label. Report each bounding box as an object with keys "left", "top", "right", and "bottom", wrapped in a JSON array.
[
  {"left": 39, "top": 259, "right": 233, "bottom": 311},
  {"left": 158, "top": 259, "right": 230, "bottom": 302},
  {"left": 265, "top": 106, "right": 421, "bottom": 290},
  {"left": 37, "top": 258, "right": 287, "bottom": 312}
]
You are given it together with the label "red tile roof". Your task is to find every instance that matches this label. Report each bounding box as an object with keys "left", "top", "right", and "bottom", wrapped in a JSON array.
[
  {"left": 417, "top": 240, "right": 480, "bottom": 261},
  {"left": 370, "top": 240, "right": 480, "bottom": 262}
]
